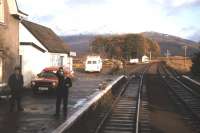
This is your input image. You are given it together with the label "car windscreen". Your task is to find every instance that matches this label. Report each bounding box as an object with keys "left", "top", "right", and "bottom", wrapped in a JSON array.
[{"left": 38, "top": 72, "right": 57, "bottom": 78}]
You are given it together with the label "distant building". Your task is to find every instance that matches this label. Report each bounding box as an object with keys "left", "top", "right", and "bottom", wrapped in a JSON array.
[
  {"left": 0, "top": 0, "right": 27, "bottom": 90},
  {"left": 19, "top": 20, "right": 72, "bottom": 86}
]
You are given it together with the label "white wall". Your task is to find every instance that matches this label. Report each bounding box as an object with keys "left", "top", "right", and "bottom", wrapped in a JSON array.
[
  {"left": 19, "top": 23, "right": 73, "bottom": 86},
  {"left": 19, "top": 47, "right": 73, "bottom": 86},
  {"left": 20, "top": 45, "right": 49, "bottom": 86},
  {"left": 49, "top": 53, "right": 73, "bottom": 71}
]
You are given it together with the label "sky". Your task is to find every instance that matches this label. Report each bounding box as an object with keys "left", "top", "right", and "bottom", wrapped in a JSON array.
[{"left": 17, "top": 0, "right": 200, "bottom": 42}]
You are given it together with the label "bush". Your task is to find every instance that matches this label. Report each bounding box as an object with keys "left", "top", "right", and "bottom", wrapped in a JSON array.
[{"left": 191, "top": 52, "right": 200, "bottom": 76}]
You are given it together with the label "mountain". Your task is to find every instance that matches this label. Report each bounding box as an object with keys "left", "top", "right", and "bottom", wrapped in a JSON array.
[
  {"left": 61, "top": 32, "right": 200, "bottom": 57},
  {"left": 61, "top": 35, "right": 95, "bottom": 56},
  {"left": 142, "top": 32, "right": 200, "bottom": 56}
]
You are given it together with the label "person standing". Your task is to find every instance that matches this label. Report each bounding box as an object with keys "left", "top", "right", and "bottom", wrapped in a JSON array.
[
  {"left": 55, "top": 67, "right": 72, "bottom": 117},
  {"left": 8, "top": 66, "right": 24, "bottom": 112}
]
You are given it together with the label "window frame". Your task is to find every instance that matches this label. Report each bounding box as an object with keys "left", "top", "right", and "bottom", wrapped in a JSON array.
[{"left": 0, "top": 0, "right": 5, "bottom": 24}]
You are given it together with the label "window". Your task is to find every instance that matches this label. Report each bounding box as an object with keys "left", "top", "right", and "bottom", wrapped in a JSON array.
[
  {"left": 93, "top": 61, "right": 97, "bottom": 64},
  {"left": 59, "top": 56, "right": 64, "bottom": 66},
  {"left": 0, "top": 57, "right": 3, "bottom": 82},
  {"left": 51, "top": 55, "right": 58, "bottom": 66},
  {"left": 0, "top": 0, "right": 5, "bottom": 23}
]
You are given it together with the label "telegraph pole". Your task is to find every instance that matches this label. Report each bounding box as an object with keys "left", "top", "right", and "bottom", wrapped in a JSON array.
[
  {"left": 166, "top": 49, "right": 169, "bottom": 59},
  {"left": 149, "top": 51, "right": 152, "bottom": 61},
  {"left": 183, "top": 46, "right": 187, "bottom": 67}
]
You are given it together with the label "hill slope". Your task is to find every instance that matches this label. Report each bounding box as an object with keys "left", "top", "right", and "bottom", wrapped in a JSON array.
[
  {"left": 142, "top": 32, "right": 200, "bottom": 56},
  {"left": 61, "top": 32, "right": 200, "bottom": 56},
  {"left": 61, "top": 35, "right": 95, "bottom": 55}
]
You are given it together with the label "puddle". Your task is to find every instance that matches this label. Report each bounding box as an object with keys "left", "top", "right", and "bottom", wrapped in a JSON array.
[{"left": 73, "top": 98, "right": 87, "bottom": 108}]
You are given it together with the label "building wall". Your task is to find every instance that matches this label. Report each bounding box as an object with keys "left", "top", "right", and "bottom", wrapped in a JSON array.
[
  {"left": 19, "top": 22, "right": 72, "bottom": 86},
  {"left": 20, "top": 47, "right": 72, "bottom": 86},
  {"left": 0, "top": 0, "right": 19, "bottom": 86},
  {"left": 19, "top": 45, "right": 49, "bottom": 86},
  {"left": 49, "top": 53, "right": 69, "bottom": 67}
]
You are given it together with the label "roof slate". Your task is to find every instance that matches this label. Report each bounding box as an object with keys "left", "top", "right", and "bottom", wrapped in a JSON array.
[{"left": 21, "top": 20, "right": 69, "bottom": 53}]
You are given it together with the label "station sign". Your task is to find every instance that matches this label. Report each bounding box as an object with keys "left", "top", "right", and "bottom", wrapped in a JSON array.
[{"left": 70, "top": 51, "right": 76, "bottom": 57}]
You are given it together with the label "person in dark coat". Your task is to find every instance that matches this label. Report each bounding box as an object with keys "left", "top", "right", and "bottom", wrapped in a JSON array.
[
  {"left": 54, "top": 67, "right": 72, "bottom": 117},
  {"left": 8, "top": 66, "right": 24, "bottom": 112}
]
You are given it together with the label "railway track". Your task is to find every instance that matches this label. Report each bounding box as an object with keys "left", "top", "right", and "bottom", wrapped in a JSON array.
[
  {"left": 158, "top": 63, "right": 200, "bottom": 132},
  {"left": 94, "top": 67, "right": 151, "bottom": 133}
]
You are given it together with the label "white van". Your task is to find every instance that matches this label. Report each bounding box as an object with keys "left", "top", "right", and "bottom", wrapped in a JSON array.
[
  {"left": 85, "top": 56, "right": 103, "bottom": 72},
  {"left": 142, "top": 55, "right": 149, "bottom": 63}
]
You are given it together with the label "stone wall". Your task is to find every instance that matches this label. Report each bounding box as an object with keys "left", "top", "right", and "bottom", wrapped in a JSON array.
[{"left": 0, "top": 0, "right": 19, "bottom": 84}]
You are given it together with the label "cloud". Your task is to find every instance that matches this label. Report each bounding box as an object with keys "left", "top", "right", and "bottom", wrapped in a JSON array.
[
  {"left": 149, "top": 0, "right": 200, "bottom": 15},
  {"left": 65, "top": 0, "right": 108, "bottom": 6},
  {"left": 17, "top": 0, "right": 200, "bottom": 41},
  {"left": 150, "top": 0, "right": 200, "bottom": 8},
  {"left": 189, "top": 30, "right": 200, "bottom": 42}
]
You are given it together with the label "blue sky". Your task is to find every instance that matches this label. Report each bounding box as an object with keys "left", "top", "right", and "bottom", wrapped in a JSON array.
[{"left": 17, "top": 0, "right": 200, "bottom": 42}]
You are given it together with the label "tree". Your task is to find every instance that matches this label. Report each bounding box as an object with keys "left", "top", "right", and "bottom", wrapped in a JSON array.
[{"left": 90, "top": 34, "right": 160, "bottom": 59}]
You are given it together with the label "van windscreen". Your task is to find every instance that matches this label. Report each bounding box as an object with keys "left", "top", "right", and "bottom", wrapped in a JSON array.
[{"left": 87, "top": 61, "right": 92, "bottom": 64}]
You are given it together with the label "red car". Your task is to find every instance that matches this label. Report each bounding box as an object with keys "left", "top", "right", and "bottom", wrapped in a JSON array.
[{"left": 31, "top": 67, "right": 74, "bottom": 94}]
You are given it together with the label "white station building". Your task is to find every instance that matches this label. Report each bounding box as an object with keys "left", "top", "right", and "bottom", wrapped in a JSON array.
[{"left": 19, "top": 20, "right": 72, "bottom": 86}]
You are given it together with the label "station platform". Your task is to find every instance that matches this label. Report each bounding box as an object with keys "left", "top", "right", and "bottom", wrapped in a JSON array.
[{"left": 0, "top": 73, "right": 118, "bottom": 133}]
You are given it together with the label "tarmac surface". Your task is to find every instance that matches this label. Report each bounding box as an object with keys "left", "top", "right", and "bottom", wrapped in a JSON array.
[
  {"left": 0, "top": 64, "right": 145, "bottom": 133},
  {"left": 0, "top": 72, "right": 117, "bottom": 133}
]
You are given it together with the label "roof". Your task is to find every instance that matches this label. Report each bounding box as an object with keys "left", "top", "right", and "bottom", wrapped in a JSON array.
[
  {"left": 86, "top": 56, "right": 102, "bottom": 60},
  {"left": 20, "top": 42, "right": 46, "bottom": 53},
  {"left": 21, "top": 20, "right": 70, "bottom": 53},
  {"left": 15, "top": 0, "right": 28, "bottom": 16}
]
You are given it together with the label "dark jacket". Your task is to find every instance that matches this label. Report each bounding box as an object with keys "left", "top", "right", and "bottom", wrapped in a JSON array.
[
  {"left": 8, "top": 73, "right": 24, "bottom": 96},
  {"left": 56, "top": 72, "right": 72, "bottom": 96}
]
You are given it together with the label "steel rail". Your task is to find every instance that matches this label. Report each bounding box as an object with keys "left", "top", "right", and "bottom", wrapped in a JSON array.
[
  {"left": 159, "top": 63, "right": 200, "bottom": 121},
  {"left": 161, "top": 63, "right": 200, "bottom": 98},
  {"left": 135, "top": 66, "right": 149, "bottom": 133},
  {"left": 93, "top": 76, "right": 132, "bottom": 133},
  {"left": 94, "top": 64, "right": 150, "bottom": 133}
]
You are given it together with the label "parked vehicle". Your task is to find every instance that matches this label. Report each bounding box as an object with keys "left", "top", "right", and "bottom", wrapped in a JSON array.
[
  {"left": 142, "top": 55, "right": 149, "bottom": 63},
  {"left": 31, "top": 67, "right": 74, "bottom": 94},
  {"left": 85, "top": 56, "right": 103, "bottom": 72},
  {"left": 130, "top": 58, "right": 139, "bottom": 64}
]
